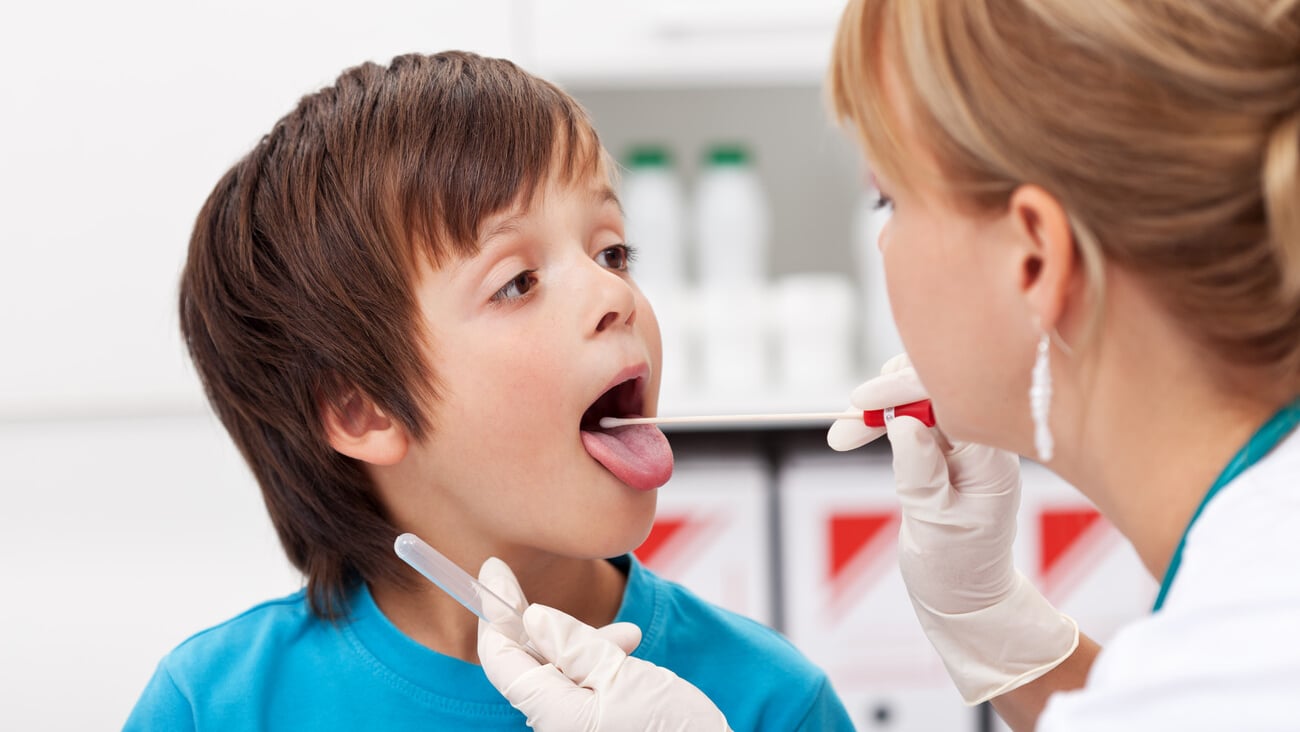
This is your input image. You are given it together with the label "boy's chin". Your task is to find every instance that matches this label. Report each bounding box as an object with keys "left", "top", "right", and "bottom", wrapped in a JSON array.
[{"left": 572, "top": 506, "right": 657, "bottom": 559}]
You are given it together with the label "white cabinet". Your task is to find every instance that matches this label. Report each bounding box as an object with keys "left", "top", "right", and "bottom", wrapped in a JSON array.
[
  {"left": 0, "top": 0, "right": 516, "bottom": 418},
  {"left": 528, "top": 0, "right": 847, "bottom": 86}
]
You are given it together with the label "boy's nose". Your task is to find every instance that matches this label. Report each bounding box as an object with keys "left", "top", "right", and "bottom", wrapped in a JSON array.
[
  {"left": 595, "top": 307, "right": 634, "bottom": 332},
  {"left": 590, "top": 270, "right": 637, "bottom": 335}
]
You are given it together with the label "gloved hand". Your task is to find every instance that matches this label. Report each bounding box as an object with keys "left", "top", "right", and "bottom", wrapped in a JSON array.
[
  {"left": 827, "top": 353, "right": 926, "bottom": 451},
  {"left": 476, "top": 557, "right": 732, "bottom": 731},
  {"left": 829, "top": 355, "right": 1079, "bottom": 705}
]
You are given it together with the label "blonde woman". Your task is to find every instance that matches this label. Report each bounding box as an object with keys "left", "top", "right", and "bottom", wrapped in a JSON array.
[{"left": 475, "top": 1, "right": 1300, "bottom": 729}]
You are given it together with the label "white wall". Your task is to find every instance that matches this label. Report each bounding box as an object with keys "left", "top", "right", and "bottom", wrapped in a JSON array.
[
  {"left": 1, "top": 414, "right": 292, "bottom": 729},
  {"left": 0, "top": 0, "right": 516, "bottom": 417},
  {"left": 0, "top": 3, "right": 514, "bottom": 728}
]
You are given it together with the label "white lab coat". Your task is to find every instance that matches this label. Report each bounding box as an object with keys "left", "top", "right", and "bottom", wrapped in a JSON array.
[{"left": 1038, "top": 429, "right": 1300, "bottom": 729}]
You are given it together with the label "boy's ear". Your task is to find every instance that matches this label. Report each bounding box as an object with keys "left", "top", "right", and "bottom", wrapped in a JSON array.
[
  {"left": 1008, "top": 184, "right": 1077, "bottom": 330},
  {"left": 321, "top": 388, "right": 408, "bottom": 466}
]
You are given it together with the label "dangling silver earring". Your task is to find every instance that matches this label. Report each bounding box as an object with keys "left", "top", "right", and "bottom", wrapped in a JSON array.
[{"left": 1030, "top": 331, "right": 1054, "bottom": 462}]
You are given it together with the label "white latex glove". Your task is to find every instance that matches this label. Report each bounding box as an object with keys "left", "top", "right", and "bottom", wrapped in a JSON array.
[
  {"left": 827, "top": 353, "right": 925, "bottom": 451},
  {"left": 829, "top": 355, "right": 1079, "bottom": 705},
  {"left": 476, "top": 557, "right": 732, "bottom": 732}
]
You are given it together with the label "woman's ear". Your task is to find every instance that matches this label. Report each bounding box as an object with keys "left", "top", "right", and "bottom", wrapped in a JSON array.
[
  {"left": 1008, "top": 184, "right": 1077, "bottom": 329},
  {"left": 321, "top": 388, "right": 408, "bottom": 466}
]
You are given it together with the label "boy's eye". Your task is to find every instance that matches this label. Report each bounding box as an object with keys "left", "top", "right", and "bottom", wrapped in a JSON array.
[
  {"left": 597, "top": 244, "right": 636, "bottom": 271},
  {"left": 872, "top": 192, "right": 894, "bottom": 212},
  {"left": 491, "top": 270, "right": 537, "bottom": 301}
]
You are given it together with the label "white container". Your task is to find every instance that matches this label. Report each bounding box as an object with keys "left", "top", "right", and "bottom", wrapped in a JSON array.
[
  {"left": 853, "top": 191, "right": 904, "bottom": 374},
  {"left": 620, "top": 145, "right": 692, "bottom": 396},
  {"left": 773, "top": 273, "right": 857, "bottom": 396},
  {"left": 620, "top": 145, "right": 687, "bottom": 294},
  {"left": 691, "top": 144, "right": 770, "bottom": 285},
  {"left": 696, "top": 282, "right": 768, "bottom": 395}
]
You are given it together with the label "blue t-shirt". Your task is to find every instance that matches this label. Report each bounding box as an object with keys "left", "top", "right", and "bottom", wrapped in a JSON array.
[{"left": 124, "top": 554, "right": 853, "bottom": 730}]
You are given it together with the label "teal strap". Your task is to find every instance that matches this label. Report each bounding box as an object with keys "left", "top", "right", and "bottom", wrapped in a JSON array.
[{"left": 1152, "top": 397, "right": 1300, "bottom": 612}]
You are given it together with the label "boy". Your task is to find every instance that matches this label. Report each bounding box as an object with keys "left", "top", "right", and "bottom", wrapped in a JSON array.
[{"left": 125, "top": 51, "right": 853, "bottom": 730}]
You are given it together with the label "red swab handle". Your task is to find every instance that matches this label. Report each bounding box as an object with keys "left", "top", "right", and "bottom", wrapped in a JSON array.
[{"left": 862, "top": 399, "right": 935, "bottom": 428}]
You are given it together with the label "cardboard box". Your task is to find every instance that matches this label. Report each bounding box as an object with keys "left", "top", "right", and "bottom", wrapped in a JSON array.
[
  {"left": 1018, "top": 462, "right": 1157, "bottom": 644},
  {"left": 635, "top": 453, "right": 774, "bottom": 625},
  {"left": 778, "top": 449, "right": 975, "bottom": 731}
]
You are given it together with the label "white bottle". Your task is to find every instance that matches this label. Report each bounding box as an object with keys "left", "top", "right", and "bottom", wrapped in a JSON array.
[
  {"left": 853, "top": 191, "right": 904, "bottom": 374},
  {"left": 620, "top": 145, "right": 690, "bottom": 397},
  {"left": 620, "top": 145, "right": 686, "bottom": 295},
  {"left": 773, "top": 273, "right": 857, "bottom": 396},
  {"left": 691, "top": 144, "right": 771, "bottom": 395},
  {"left": 691, "top": 144, "right": 770, "bottom": 285}
]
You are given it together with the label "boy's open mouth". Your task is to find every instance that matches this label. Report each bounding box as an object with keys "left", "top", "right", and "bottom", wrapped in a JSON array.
[
  {"left": 579, "top": 376, "right": 674, "bottom": 491},
  {"left": 580, "top": 377, "right": 643, "bottom": 430}
]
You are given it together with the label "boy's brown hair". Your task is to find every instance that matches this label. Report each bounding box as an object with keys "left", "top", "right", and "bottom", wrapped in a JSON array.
[{"left": 180, "top": 51, "right": 605, "bottom": 618}]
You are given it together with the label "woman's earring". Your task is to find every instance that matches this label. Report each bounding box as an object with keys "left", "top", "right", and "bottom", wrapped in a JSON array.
[{"left": 1030, "top": 331, "right": 1054, "bottom": 462}]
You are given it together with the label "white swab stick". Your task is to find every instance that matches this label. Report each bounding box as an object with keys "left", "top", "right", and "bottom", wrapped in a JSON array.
[
  {"left": 599, "top": 401, "right": 936, "bottom": 430},
  {"left": 599, "top": 412, "right": 862, "bottom": 428}
]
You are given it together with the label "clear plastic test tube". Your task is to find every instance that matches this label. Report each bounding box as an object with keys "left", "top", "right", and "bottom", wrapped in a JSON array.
[{"left": 393, "top": 532, "right": 546, "bottom": 662}]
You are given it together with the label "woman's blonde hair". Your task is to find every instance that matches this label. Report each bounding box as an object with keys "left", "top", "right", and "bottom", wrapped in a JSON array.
[{"left": 829, "top": 0, "right": 1300, "bottom": 396}]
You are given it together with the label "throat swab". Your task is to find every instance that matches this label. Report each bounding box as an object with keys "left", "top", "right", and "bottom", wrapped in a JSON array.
[{"left": 598, "top": 399, "right": 935, "bottom": 429}]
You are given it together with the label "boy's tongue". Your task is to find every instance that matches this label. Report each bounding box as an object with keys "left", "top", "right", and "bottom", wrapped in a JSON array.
[{"left": 580, "top": 423, "right": 674, "bottom": 491}]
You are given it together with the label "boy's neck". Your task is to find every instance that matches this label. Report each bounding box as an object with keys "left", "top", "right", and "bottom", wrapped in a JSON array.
[{"left": 370, "top": 555, "right": 628, "bottom": 664}]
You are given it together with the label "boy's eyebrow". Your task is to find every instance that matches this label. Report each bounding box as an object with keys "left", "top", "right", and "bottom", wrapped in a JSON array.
[
  {"left": 595, "top": 185, "right": 624, "bottom": 214},
  {"left": 478, "top": 213, "right": 525, "bottom": 250},
  {"left": 477, "top": 185, "right": 624, "bottom": 252}
]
